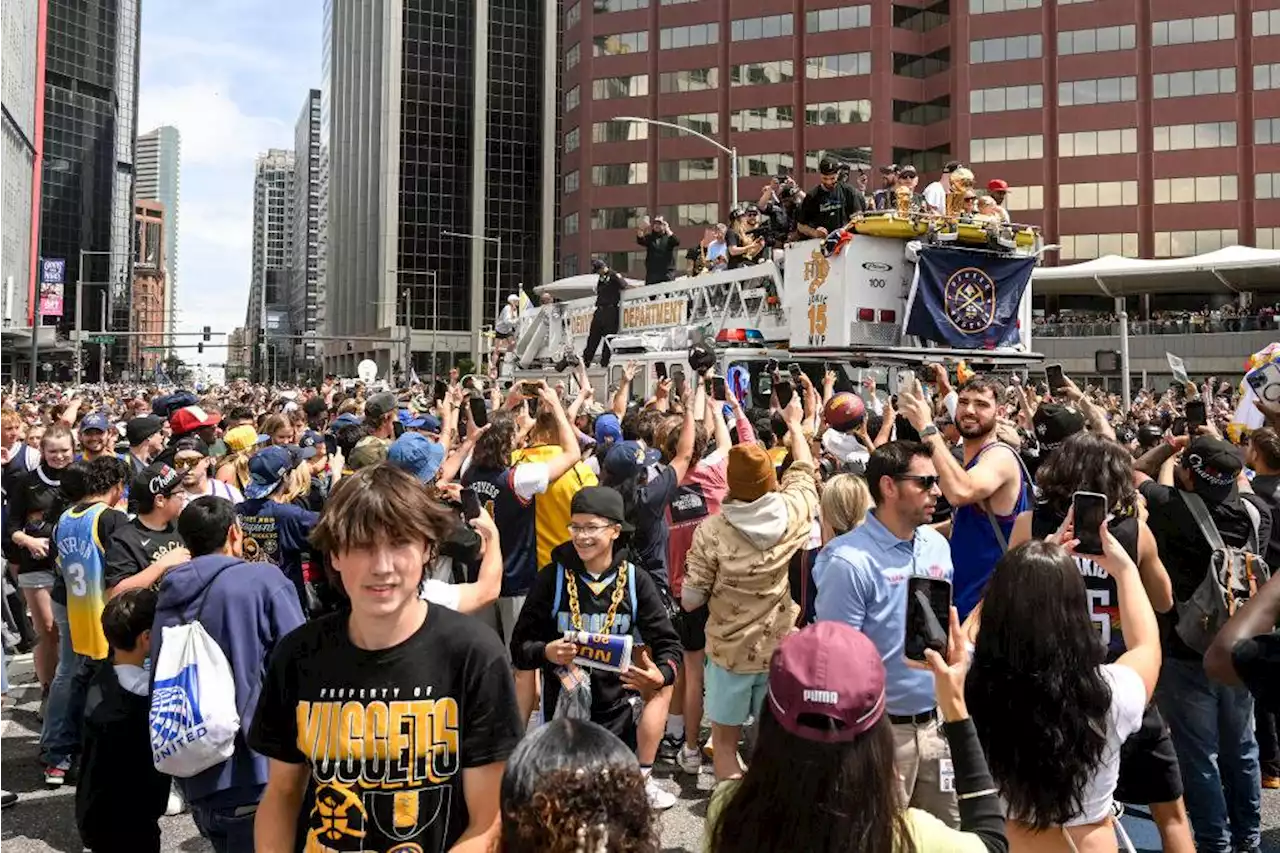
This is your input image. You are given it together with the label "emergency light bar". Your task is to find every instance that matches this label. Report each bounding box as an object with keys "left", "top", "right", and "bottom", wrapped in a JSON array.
[{"left": 715, "top": 328, "right": 766, "bottom": 344}]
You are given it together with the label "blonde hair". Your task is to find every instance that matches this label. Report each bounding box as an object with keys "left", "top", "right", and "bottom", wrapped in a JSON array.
[
  {"left": 279, "top": 462, "right": 312, "bottom": 505},
  {"left": 217, "top": 450, "right": 253, "bottom": 491},
  {"left": 821, "top": 474, "right": 873, "bottom": 537}
]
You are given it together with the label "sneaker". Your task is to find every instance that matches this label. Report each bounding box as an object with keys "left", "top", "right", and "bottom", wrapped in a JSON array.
[
  {"left": 702, "top": 737, "right": 714, "bottom": 760},
  {"left": 658, "top": 734, "right": 682, "bottom": 761},
  {"left": 677, "top": 745, "right": 703, "bottom": 774},
  {"left": 645, "top": 775, "right": 677, "bottom": 811},
  {"left": 1, "top": 790, "right": 16, "bottom": 809},
  {"left": 1263, "top": 774, "right": 1280, "bottom": 790},
  {"left": 165, "top": 785, "right": 187, "bottom": 816},
  {"left": 43, "top": 764, "right": 68, "bottom": 787}
]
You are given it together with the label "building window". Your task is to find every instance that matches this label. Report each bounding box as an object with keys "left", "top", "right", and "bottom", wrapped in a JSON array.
[
  {"left": 565, "top": 1, "right": 580, "bottom": 29},
  {"left": 969, "top": 0, "right": 1041, "bottom": 13},
  {"left": 565, "top": 127, "right": 580, "bottom": 152},
  {"left": 805, "top": 6, "right": 870, "bottom": 33},
  {"left": 1060, "top": 233, "right": 1140, "bottom": 260},
  {"left": 1152, "top": 175, "right": 1238, "bottom": 204},
  {"left": 591, "top": 206, "right": 648, "bottom": 229},
  {"left": 1153, "top": 121, "right": 1236, "bottom": 151},
  {"left": 806, "top": 52, "right": 871, "bottom": 78},
  {"left": 1152, "top": 14, "right": 1234, "bottom": 46},
  {"left": 564, "top": 213, "right": 579, "bottom": 236},
  {"left": 658, "top": 113, "right": 719, "bottom": 137},
  {"left": 970, "top": 34, "right": 1043, "bottom": 63},
  {"left": 661, "top": 0, "right": 698, "bottom": 5},
  {"left": 1058, "top": 128, "right": 1138, "bottom": 156},
  {"left": 593, "top": 163, "right": 650, "bottom": 186},
  {"left": 658, "top": 158, "right": 719, "bottom": 182},
  {"left": 1057, "top": 76, "right": 1137, "bottom": 106},
  {"left": 1256, "top": 9, "right": 1280, "bottom": 35},
  {"left": 895, "top": 97, "right": 951, "bottom": 125},
  {"left": 565, "top": 42, "right": 580, "bottom": 70},
  {"left": 565, "top": 85, "right": 580, "bottom": 112},
  {"left": 1258, "top": 228, "right": 1280, "bottom": 250},
  {"left": 1256, "top": 118, "right": 1280, "bottom": 145},
  {"left": 730, "top": 105, "right": 795, "bottom": 132},
  {"left": 1056, "top": 25, "right": 1135, "bottom": 55},
  {"left": 601, "top": 251, "right": 648, "bottom": 276},
  {"left": 969, "top": 134, "right": 1044, "bottom": 163},
  {"left": 1152, "top": 68, "right": 1236, "bottom": 99},
  {"left": 1256, "top": 64, "right": 1280, "bottom": 91},
  {"left": 969, "top": 84, "right": 1043, "bottom": 114},
  {"left": 741, "top": 152, "right": 796, "bottom": 177},
  {"left": 1015, "top": 185, "right": 1045, "bottom": 210},
  {"left": 730, "top": 60, "right": 794, "bottom": 87},
  {"left": 595, "top": 0, "right": 647, "bottom": 11},
  {"left": 1153, "top": 230, "right": 1238, "bottom": 257},
  {"left": 564, "top": 170, "right": 580, "bottom": 194},
  {"left": 592, "top": 75, "right": 649, "bottom": 99},
  {"left": 1257, "top": 173, "right": 1280, "bottom": 200},
  {"left": 1059, "top": 180, "right": 1139, "bottom": 208},
  {"left": 805, "top": 99, "right": 872, "bottom": 125},
  {"left": 805, "top": 147, "right": 872, "bottom": 173},
  {"left": 732, "top": 14, "right": 794, "bottom": 40},
  {"left": 561, "top": 255, "right": 579, "bottom": 276},
  {"left": 659, "top": 203, "right": 720, "bottom": 226},
  {"left": 659, "top": 67, "right": 719, "bottom": 92},
  {"left": 594, "top": 31, "right": 648, "bottom": 56},
  {"left": 659, "top": 23, "right": 718, "bottom": 49},
  {"left": 593, "top": 119, "right": 648, "bottom": 143}
]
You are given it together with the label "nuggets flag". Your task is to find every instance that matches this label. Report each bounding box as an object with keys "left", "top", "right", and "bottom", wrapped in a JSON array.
[{"left": 905, "top": 247, "right": 1035, "bottom": 349}]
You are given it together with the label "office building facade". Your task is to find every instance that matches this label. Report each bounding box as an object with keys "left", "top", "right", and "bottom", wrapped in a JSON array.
[
  {"left": 246, "top": 148, "right": 294, "bottom": 383},
  {"left": 135, "top": 125, "right": 181, "bottom": 353},
  {"left": 559, "top": 0, "right": 1280, "bottom": 276},
  {"left": 323, "top": 0, "right": 557, "bottom": 377},
  {"left": 2, "top": 0, "right": 39, "bottom": 352},
  {"left": 38, "top": 0, "right": 140, "bottom": 380},
  {"left": 130, "top": 200, "right": 165, "bottom": 374},
  {"left": 290, "top": 89, "right": 322, "bottom": 378}
]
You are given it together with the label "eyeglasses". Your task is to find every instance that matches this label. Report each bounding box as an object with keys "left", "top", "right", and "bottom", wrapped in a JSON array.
[
  {"left": 567, "top": 523, "right": 618, "bottom": 538},
  {"left": 894, "top": 474, "right": 940, "bottom": 490}
]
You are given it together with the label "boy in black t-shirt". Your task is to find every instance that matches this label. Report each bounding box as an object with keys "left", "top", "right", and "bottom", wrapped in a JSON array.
[
  {"left": 251, "top": 464, "right": 522, "bottom": 853},
  {"left": 103, "top": 462, "right": 189, "bottom": 598}
]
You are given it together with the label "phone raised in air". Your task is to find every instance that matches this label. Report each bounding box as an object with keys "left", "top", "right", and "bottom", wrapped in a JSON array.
[
  {"left": 461, "top": 487, "right": 482, "bottom": 521},
  {"left": 788, "top": 363, "right": 804, "bottom": 381},
  {"left": 1045, "top": 364, "right": 1069, "bottom": 392},
  {"left": 765, "top": 358, "right": 779, "bottom": 374},
  {"left": 1185, "top": 400, "right": 1207, "bottom": 433},
  {"left": 710, "top": 377, "right": 728, "bottom": 401},
  {"left": 774, "top": 379, "right": 794, "bottom": 407},
  {"left": 468, "top": 395, "right": 488, "bottom": 428},
  {"left": 654, "top": 362, "right": 668, "bottom": 381},
  {"left": 1071, "top": 491, "right": 1108, "bottom": 557},
  {"left": 904, "top": 577, "right": 952, "bottom": 662}
]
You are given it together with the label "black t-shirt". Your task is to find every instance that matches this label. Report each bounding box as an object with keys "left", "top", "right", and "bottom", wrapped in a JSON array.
[
  {"left": 103, "top": 517, "right": 186, "bottom": 591},
  {"left": 725, "top": 229, "right": 757, "bottom": 270},
  {"left": 6, "top": 464, "right": 67, "bottom": 574},
  {"left": 1233, "top": 632, "right": 1280, "bottom": 713},
  {"left": 798, "top": 183, "right": 867, "bottom": 233},
  {"left": 629, "top": 465, "right": 679, "bottom": 593},
  {"left": 249, "top": 604, "right": 523, "bottom": 853},
  {"left": 1249, "top": 472, "right": 1280, "bottom": 567},
  {"left": 637, "top": 231, "right": 680, "bottom": 284},
  {"left": 595, "top": 271, "right": 625, "bottom": 307},
  {"left": 1139, "top": 481, "right": 1273, "bottom": 660}
]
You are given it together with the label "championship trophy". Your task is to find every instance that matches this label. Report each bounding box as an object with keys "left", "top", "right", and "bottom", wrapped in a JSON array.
[{"left": 946, "top": 167, "right": 975, "bottom": 219}]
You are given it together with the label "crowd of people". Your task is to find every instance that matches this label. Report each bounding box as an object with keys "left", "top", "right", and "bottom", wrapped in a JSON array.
[
  {"left": 1, "top": 357, "right": 1278, "bottom": 853},
  {"left": 1036, "top": 304, "right": 1280, "bottom": 337}
]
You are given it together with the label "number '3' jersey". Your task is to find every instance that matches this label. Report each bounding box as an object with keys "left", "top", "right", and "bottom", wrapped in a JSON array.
[
  {"left": 55, "top": 502, "right": 127, "bottom": 661},
  {"left": 1032, "top": 506, "right": 1140, "bottom": 662}
]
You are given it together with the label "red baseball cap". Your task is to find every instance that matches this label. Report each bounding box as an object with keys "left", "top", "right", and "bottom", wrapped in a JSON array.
[
  {"left": 987, "top": 179, "right": 1010, "bottom": 191},
  {"left": 767, "top": 621, "right": 886, "bottom": 743},
  {"left": 169, "top": 405, "right": 219, "bottom": 437}
]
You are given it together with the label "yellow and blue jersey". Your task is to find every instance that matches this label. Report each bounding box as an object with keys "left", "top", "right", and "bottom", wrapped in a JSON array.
[{"left": 55, "top": 503, "right": 113, "bottom": 660}]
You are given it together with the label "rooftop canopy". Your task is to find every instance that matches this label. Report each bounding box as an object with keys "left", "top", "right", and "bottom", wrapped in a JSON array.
[{"left": 1034, "top": 246, "right": 1280, "bottom": 296}]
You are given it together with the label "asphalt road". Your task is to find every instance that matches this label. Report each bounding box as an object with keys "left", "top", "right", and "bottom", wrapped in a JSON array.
[{"left": 2, "top": 653, "right": 1276, "bottom": 852}]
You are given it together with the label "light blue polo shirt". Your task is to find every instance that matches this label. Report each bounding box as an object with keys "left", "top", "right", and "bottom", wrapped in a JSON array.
[{"left": 812, "top": 511, "right": 954, "bottom": 717}]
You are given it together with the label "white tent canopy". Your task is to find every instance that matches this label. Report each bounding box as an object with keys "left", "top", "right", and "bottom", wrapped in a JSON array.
[
  {"left": 534, "top": 272, "right": 645, "bottom": 302},
  {"left": 1034, "top": 245, "right": 1280, "bottom": 295}
]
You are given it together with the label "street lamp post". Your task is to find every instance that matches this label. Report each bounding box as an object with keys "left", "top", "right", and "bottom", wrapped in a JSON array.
[
  {"left": 442, "top": 230, "right": 502, "bottom": 367},
  {"left": 73, "top": 248, "right": 119, "bottom": 386},
  {"left": 615, "top": 116, "right": 739, "bottom": 210}
]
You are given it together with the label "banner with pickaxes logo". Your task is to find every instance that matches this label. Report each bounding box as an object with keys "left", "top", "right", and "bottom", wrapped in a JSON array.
[{"left": 905, "top": 247, "right": 1034, "bottom": 349}]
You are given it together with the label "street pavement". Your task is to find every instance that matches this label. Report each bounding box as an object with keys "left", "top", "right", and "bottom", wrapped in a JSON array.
[{"left": 2, "top": 653, "right": 1278, "bottom": 852}]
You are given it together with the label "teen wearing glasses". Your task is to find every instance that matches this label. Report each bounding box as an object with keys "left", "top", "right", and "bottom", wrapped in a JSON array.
[
  {"left": 812, "top": 440, "right": 961, "bottom": 828},
  {"left": 510, "top": 486, "right": 682, "bottom": 810}
]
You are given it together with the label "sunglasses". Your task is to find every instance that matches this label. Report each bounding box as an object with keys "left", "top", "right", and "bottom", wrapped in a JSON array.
[
  {"left": 894, "top": 474, "right": 940, "bottom": 490},
  {"left": 173, "top": 455, "right": 206, "bottom": 470}
]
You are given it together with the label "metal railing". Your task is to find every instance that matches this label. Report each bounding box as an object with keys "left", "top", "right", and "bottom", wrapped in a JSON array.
[{"left": 1035, "top": 315, "right": 1279, "bottom": 337}]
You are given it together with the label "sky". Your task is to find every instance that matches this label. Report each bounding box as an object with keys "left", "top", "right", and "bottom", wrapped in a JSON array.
[{"left": 137, "top": 0, "right": 321, "bottom": 367}]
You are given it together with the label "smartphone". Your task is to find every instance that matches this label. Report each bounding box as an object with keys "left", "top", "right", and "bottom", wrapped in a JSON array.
[
  {"left": 520, "top": 381, "right": 540, "bottom": 397},
  {"left": 787, "top": 363, "right": 803, "bottom": 381},
  {"left": 774, "top": 379, "right": 794, "bottom": 407},
  {"left": 468, "top": 395, "right": 488, "bottom": 428},
  {"left": 904, "top": 577, "right": 952, "bottom": 662},
  {"left": 1185, "top": 399, "right": 1207, "bottom": 433},
  {"left": 1171, "top": 416, "right": 1187, "bottom": 436},
  {"left": 461, "top": 487, "right": 482, "bottom": 521},
  {"left": 1072, "top": 491, "right": 1108, "bottom": 557},
  {"left": 711, "top": 377, "right": 728, "bottom": 401},
  {"left": 654, "top": 362, "right": 668, "bottom": 381},
  {"left": 765, "top": 358, "right": 779, "bottom": 374},
  {"left": 433, "top": 379, "right": 449, "bottom": 401},
  {"left": 1045, "top": 364, "right": 1068, "bottom": 392}
]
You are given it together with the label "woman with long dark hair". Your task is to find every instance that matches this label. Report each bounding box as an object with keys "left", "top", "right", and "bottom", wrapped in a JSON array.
[
  {"left": 707, "top": 620, "right": 1007, "bottom": 853},
  {"left": 499, "top": 718, "right": 659, "bottom": 853},
  {"left": 967, "top": 530, "right": 1161, "bottom": 853}
]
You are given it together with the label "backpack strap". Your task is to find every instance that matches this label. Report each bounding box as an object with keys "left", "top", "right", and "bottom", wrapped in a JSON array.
[
  {"left": 627, "top": 561, "right": 639, "bottom": 616},
  {"left": 1178, "top": 491, "right": 1227, "bottom": 552},
  {"left": 971, "top": 442, "right": 1028, "bottom": 554},
  {"left": 1240, "top": 498, "right": 1263, "bottom": 554},
  {"left": 552, "top": 563, "right": 565, "bottom": 615}
]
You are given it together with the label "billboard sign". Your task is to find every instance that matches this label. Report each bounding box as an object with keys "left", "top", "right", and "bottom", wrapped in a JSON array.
[{"left": 39, "top": 257, "right": 66, "bottom": 317}]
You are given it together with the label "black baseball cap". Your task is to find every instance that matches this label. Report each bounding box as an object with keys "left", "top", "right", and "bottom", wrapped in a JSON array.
[
  {"left": 570, "top": 486, "right": 634, "bottom": 533},
  {"left": 1032, "top": 404, "right": 1087, "bottom": 452},
  {"left": 125, "top": 415, "right": 165, "bottom": 447},
  {"left": 818, "top": 157, "right": 840, "bottom": 175},
  {"left": 880, "top": 164, "right": 900, "bottom": 175},
  {"left": 132, "top": 461, "right": 184, "bottom": 500},
  {"left": 591, "top": 258, "right": 607, "bottom": 272},
  {"left": 364, "top": 392, "right": 398, "bottom": 423},
  {"left": 1183, "top": 437, "right": 1243, "bottom": 501},
  {"left": 943, "top": 160, "right": 963, "bottom": 173},
  {"left": 898, "top": 165, "right": 918, "bottom": 177}
]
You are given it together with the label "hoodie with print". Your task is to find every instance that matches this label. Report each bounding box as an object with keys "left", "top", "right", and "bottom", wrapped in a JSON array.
[{"left": 683, "top": 460, "right": 819, "bottom": 673}]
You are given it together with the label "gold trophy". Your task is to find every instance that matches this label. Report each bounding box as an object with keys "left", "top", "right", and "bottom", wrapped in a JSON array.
[
  {"left": 946, "top": 167, "right": 975, "bottom": 219},
  {"left": 895, "top": 184, "right": 912, "bottom": 217}
]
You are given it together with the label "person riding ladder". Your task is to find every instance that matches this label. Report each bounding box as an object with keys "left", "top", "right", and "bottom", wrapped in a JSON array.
[
  {"left": 582, "top": 258, "right": 632, "bottom": 369},
  {"left": 797, "top": 157, "right": 868, "bottom": 239}
]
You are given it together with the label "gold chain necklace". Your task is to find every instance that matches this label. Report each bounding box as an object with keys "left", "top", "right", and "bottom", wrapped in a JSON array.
[{"left": 565, "top": 562, "right": 629, "bottom": 634}]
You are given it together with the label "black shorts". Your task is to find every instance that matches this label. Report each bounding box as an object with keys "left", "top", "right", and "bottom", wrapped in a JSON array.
[
  {"left": 675, "top": 603, "right": 709, "bottom": 653},
  {"left": 1114, "top": 701, "right": 1184, "bottom": 805}
]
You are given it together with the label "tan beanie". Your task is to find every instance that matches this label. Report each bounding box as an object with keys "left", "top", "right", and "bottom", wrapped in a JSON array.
[{"left": 727, "top": 444, "right": 779, "bottom": 502}]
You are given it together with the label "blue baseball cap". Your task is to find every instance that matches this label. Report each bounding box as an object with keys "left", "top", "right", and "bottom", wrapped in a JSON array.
[
  {"left": 594, "top": 413, "right": 623, "bottom": 447},
  {"left": 604, "top": 441, "right": 661, "bottom": 481},
  {"left": 80, "top": 413, "right": 111, "bottom": 433},
  {"left": 408, "top": 413, "right": 442, "bottom": 433},
  {"left": 387, "top": 433, "right": 446, "bottom": 483},
  {"left": 298, "top": 430, "right": 323, "bottom": 453},
  {"left": 244, "top": 444, "right": 317, "bottom": 500},
  {"left": 333, "top": 412, "right": 362, "bottom": 427}
]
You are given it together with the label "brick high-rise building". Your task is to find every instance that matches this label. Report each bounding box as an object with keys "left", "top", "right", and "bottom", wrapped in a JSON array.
[
  {"left": 558, "top": 0, "right": 1280, "bottom": 276},
  {"left": 135, "top": 126, "right": 181, "bottom": 353},
  {"left": 131, "top": 200, "right": 165, "bottom": 375}
]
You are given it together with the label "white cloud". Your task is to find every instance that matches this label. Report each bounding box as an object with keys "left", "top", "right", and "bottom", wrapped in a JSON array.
[{"left": 138, "top": 80, "right": 287, "bottom": 168}]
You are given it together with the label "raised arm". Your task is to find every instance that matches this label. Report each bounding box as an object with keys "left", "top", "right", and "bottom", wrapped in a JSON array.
[{"left": 536, "top": 382, "right": 583, "bottom": 484}]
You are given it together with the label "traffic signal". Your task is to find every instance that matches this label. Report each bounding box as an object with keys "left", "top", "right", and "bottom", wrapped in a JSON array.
[
  {"left": 198, "top": 342, "right": 204, "bottom": 354},
  {"left": 202, "top": 326, "right": 211, "bottom": 342}
]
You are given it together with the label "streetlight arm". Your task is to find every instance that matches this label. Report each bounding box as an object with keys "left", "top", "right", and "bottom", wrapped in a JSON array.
[{"left": 613, "top": 116, "right": 734, "bottom": 156}]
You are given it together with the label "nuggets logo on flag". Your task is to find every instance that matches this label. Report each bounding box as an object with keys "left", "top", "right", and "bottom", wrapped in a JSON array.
[
  {"left": 905, "top": 247, "right": 1034, "bottom": 349},
  {"left": 943, "top": 268, "right": 996, "bottom": 334}
]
